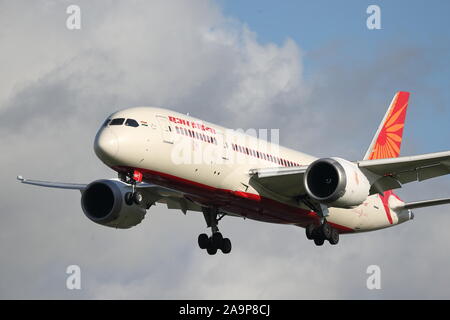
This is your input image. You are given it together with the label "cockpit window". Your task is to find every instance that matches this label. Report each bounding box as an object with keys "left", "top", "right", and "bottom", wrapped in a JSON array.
[
  {"left": 110, "top": 118, "right": 125, "bottom": 125},
  {"left": 125, "top": 119, "right": 139, "bottom": 127},
  {"left": 102, "top": 119, "right": 111, "bottom": 127}
]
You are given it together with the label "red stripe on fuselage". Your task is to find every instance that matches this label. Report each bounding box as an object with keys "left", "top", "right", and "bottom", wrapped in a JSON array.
[
  {"left": 379, "top": 191, "right": 394, "bottom": 224},
  {"left": 112, "top": 166, "right": 354, "bottom": 234}
]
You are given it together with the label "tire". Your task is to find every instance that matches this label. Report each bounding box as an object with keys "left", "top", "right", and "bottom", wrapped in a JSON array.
[
  {"left": 206, "top": 245, "right": 218, "bottom": 255},
  {"left": 198, "top": 233, "right": 209, "bottom": 249},
  {"left": 329, "top": 228, "right": 339, "bottom": 245},
  {"left": 321, "top": 223, "right": 332, "bottom": 239},
  {"left": 221, "top": 238, "right": 232, "bottom": 254},
  {"left": 211, "top": 232, "right": 223, "bottom": 248},
  {"left": 133, "top": 191, "right": 144, "bottom": 205},
  {"left": 314, "top": 237, "right": 325, "bottom": 246},
  {"left": 124, "top": 192, "right": 133, "bottom": 206},
  {"left": 306, "top": 224, "right": 316, "bottom": 240}
]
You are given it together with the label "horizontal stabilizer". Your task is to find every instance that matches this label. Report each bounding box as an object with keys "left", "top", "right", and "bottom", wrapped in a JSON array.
[{"left": 403, "top": 197, "right": 450, "bottom": 210}]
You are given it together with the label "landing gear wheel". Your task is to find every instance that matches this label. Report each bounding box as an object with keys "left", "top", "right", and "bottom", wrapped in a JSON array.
[
  {"left": 314, "top": 237, "right": 325, "bottom": 246},
  {"left": 221, "top": 238, "right": 232, "bottom": 254},
  {"left": 306, "top": 224, "right": 316, "bottom": 240},
  {"left": 212, "top": 232, "right": 223, "bottom": 248},
  {"left": 132, "top": 191, "right": 143, "bottom": 205},
  {"left": 124, "top": 192, "right": 133, "bottom": 206},
  {"left": 198, "top": 233, "right": 209, "bottom": 249},
  {"left": 321, "top": 222, "right": 332, "bottom": 239},
  {"left": 206, "top": 244, "right": 218, "bottom": 255},
  {"left": 200, "top": 207, "right": 232, "bottom": 255},
  {"left": 329, "top": 228, "right": 339, "bottom": 245}
]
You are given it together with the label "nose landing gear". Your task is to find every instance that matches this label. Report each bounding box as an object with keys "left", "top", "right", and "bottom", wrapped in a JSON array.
[
  {"left": 125, "top": 190, "right": 144, "bottom": 206},
  {"left": 121, "top": 170, "right": 145, "bottom": 206}
]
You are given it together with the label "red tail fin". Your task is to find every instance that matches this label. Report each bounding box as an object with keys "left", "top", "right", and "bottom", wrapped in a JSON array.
[{"left": 364, "top": 91, "right": 410, "bottom": 160}]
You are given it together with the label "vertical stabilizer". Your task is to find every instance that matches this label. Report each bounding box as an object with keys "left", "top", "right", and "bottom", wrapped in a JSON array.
[{"left": 364, "top": 91, "right": 410, "bottom": 160}]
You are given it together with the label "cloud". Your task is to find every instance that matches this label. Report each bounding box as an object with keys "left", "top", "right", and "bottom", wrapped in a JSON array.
[{"left": 0, "top": 0, "right": 449, "bottom": 299}]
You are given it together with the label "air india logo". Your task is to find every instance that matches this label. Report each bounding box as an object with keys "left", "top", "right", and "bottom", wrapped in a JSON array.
[{"left": 368, "top": 92, "right": 409, "bottom": 160}]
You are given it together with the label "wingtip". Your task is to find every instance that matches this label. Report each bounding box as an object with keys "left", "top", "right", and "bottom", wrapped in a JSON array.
[{"left": 17, "top": 175, "right": 24, "bottom": 182}]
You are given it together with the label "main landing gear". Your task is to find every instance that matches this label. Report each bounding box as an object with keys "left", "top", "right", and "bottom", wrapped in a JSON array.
[
  {"left": 305, "top": 221, "right": 339, "bottom": 246},
  {"left": 198, "top": 207, "right": 232, "bottom": 255}
]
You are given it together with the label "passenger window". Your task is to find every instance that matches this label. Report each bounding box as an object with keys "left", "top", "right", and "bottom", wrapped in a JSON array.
[
  {"left": 110, "top": 118, "right": 125, "bottom": 125},
  {"left": 125, "top": 119, "right": 139, "bottom": 127}
]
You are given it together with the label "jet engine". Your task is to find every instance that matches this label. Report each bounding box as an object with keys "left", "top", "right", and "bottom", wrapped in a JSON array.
[
  {"left": 81, "top": 179, "right": 147, "bottom": 229},
  {"left": 304, "top": 157, "right": 371, "bottom": 208}
]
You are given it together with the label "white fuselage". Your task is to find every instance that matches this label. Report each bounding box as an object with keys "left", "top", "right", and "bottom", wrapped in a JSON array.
[{"left": 94, "top": 107, "right": 412, "bottom": 234}]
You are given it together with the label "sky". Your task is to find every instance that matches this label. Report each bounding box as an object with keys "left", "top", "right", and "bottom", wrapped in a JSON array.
[{"left": 0, "top": 0, "right": 449, "bottom": 299}]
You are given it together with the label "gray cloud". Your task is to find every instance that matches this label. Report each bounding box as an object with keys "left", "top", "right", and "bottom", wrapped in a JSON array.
[{"left": 0, "top": 0, "right": 449, "bottom": 299}]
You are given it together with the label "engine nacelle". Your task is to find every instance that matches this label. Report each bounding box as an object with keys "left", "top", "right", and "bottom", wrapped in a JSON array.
[
  {"left": 81, "top": 179, "right": 147, "bottom": 229},
  {"left": 304, "top": 157, "right": 370, "bottom": 208}
]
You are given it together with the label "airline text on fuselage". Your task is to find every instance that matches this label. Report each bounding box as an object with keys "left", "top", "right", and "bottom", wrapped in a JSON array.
[{"left": 168, "top": 116, "right": 216, "bottom": 134}]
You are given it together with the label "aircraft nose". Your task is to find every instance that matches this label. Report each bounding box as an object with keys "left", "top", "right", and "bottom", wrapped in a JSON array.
[{"left": 94, "top": 128, "right": 119, "bottom": 161}]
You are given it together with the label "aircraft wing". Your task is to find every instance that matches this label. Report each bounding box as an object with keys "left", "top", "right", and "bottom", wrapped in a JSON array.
[
  {"left": 248, "top": 166, "right": 309, "bottom": 199},
  {"left": 248, "top": 150, "right": 450, "bottom": 201},
  {"left": 17, "top": 176, "right": 202, "bottom": 213},
  {"left": 17, "top": 176, "right": 86, "bottom": 190},
  {"left": 248, "top": 166, "right": 328, "bottom": 215},
  {"left": 358, "top": 150, "right": 450, "bottom": 193}
]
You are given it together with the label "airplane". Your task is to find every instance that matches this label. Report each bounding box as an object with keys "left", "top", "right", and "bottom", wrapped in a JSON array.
[{"left": 18, "top": 91, "right": 450, "bottom": 254}]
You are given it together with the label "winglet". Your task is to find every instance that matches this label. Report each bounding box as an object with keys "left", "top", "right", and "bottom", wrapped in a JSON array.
[{"left": 364, "top": 91, "right": 410, "bottom": 160}]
